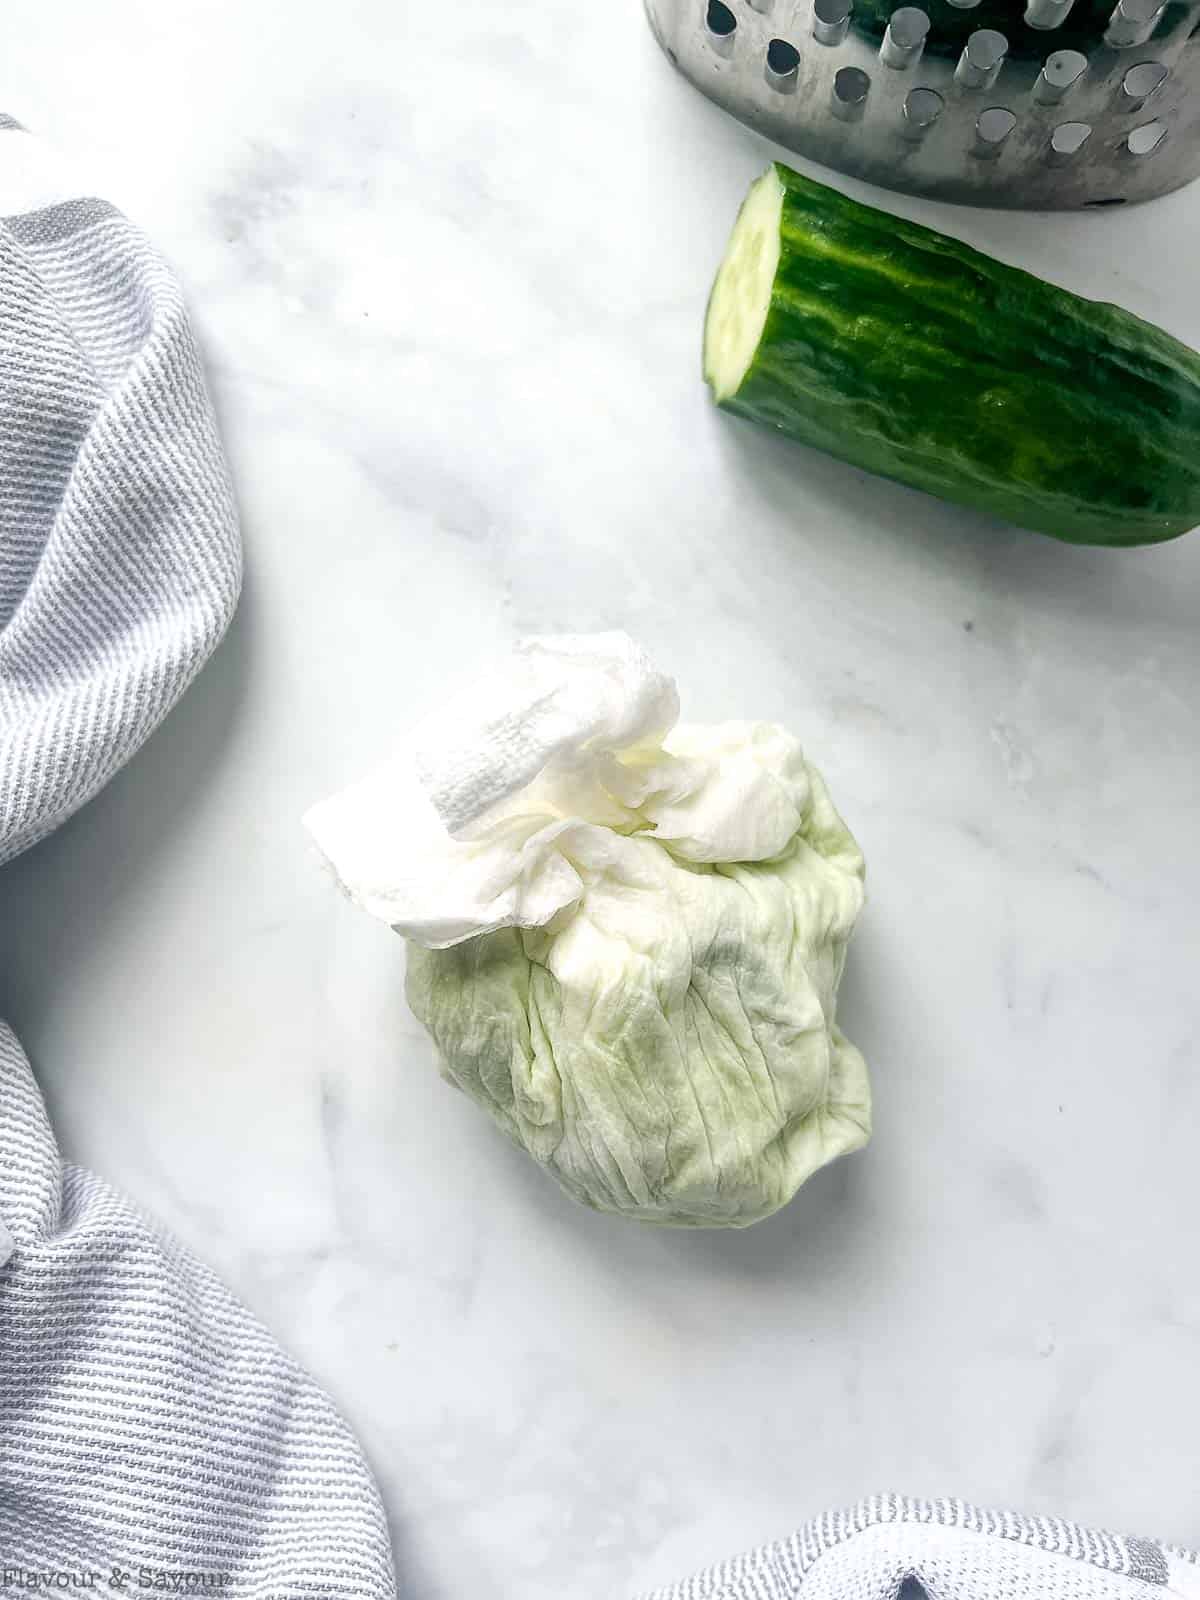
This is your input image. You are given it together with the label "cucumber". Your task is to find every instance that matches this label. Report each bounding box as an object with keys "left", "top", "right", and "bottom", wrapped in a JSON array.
[{"left": 704, "top": 164, "right": 1200, "bottom": 547}]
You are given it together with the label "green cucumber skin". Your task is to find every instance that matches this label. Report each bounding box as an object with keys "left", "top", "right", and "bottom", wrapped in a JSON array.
[{"left": 717, "top": 165, "right": 1200, "bottom": 547}]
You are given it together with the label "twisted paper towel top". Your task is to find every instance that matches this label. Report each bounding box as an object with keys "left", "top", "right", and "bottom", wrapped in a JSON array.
[{"left": 303, "top": 632, "right": 815, "bottom": 948}]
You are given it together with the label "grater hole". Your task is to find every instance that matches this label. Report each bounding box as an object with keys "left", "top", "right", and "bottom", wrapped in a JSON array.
[
  {"left": 835, "top": 64, "right": 872, "bottom": 101},
  {"left": 905, "top": 86, "right": 945, "bottom": 127},
  {"left": 968, "top": 28, "right": 1009, "bottom": 68},
  {"left": 978, "top": 106, "right": 1018, "bottom": 141},
  {"left": 1121, "top": 60, "right": 1168, "bottom": 102},
  {"left": 1105, "top": 0, "right": 1167, "bottom": 46},
  {"left": 813, "top": 0, "right": 853, "bottom": 45},
  {"left": 765, "top": 36, "right": 801, "bottom": 88},
  {"left": 890, "top": 6, "right": 931, "bottom": 45},
  {"left": 956, "top": 26, "right": 1009, "bottom": 86},
  {"left": 1025, "top": 0, "right": 1076, "bottom": 30},
  {"left": 767, "top": 37, "right": 801, "bottom": 72},
  {"left": 1034, "top": 47, "right": 1088, "bottom": 101},
  {"left": 947, "top": 0, "right": 983, "bottom": 8},
  {"left": 973, "top": 105, "right": 1018, "bottom": 156},
  {"left": 1126, "top": 117, "right": 1168, "bottom": 151},
  {"left": 1086, "top": 197, "right": 1128, "bottom": 204},
  {"left": 1050, "top": 119, "right": 1093, "bottom": 152},
  {"left": 1044, "top": 47, "right": 1089, "bottom": 83},
  {"left": 706, "top": 1, "right": 738, "bottom": 37},
  {"left": 882, "top": 6, "right": 931, "bottom": 65},
  {"left": 832, "top": 63, "right": 872, "bottom": 119}
]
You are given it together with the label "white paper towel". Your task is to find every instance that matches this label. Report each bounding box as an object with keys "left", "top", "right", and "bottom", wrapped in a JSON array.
[{"left": 303, "top": 632, "right": 817, "bottom": 949}]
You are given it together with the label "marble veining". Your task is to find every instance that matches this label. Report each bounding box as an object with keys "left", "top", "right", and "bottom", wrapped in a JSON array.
[{"left": 1, "top": 1, "right": 1199, "bottom": 1596}]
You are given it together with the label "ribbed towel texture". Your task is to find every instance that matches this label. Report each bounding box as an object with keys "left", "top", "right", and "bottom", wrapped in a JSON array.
[
  {"left": 0, "top": 131, "right": 239, "bottom": 864},
  {"left": 0, "top": 1024, "right": 396, "bottom": 1589},
  {"left": 0, "top": 119, "right": 396, "bottom": 1593},
  {"left": 641, "top": 1496, "right": 1200, "bottom": 1600}
]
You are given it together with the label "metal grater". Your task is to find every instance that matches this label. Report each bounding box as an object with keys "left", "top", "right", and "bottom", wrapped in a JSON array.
[{"left": 645, "top": 0, "right": 1200, "bottom": 205}]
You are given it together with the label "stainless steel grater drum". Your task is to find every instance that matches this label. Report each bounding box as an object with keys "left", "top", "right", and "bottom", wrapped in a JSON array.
[{"left": 645, "top": 0, "right": 1200, "bottom": 205}]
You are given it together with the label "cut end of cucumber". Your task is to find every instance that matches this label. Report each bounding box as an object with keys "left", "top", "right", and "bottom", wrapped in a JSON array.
[{"left": 703, "top": 166, "right": 784, "bottom": 405}]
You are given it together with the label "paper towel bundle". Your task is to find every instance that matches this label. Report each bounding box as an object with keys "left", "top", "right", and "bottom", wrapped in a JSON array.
[
  {"left": 305, "top": 634, "right": 872, "bottom": 1228},
  {"left": 304, "top": 631, "right": 837, "bottom": 946}
]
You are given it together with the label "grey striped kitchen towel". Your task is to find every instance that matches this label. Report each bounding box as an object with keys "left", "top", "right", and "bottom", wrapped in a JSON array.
[
  {"left": 642, "top": 1496, "right": 1200, "bottom": 1600},
  {"left": 0, "top": 119, "right": 396, "bottom": 1592},
  {"left": 0, "top": 120, "right": 240, "bottom": 864}
]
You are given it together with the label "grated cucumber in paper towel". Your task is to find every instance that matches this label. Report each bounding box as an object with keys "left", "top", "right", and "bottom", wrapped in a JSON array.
[{"left": 304, "top": 634, "right": 870, "bottom": 1228}]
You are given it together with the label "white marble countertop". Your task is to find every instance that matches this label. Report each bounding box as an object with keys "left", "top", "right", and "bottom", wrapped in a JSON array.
[{"left": 3, "top": 2, "right": 1200, "bottom": 1595}]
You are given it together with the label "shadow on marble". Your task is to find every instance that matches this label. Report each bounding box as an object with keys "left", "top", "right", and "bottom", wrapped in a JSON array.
[
  {"left": 442, "top": 1087, "right": 871, "bottom": 1296},
  {"left": 0, "top": 576, "right": 257, "bottom": 1094},
  {"left": 711, "top": 405, "right": 1198, "bottom": 621}
]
